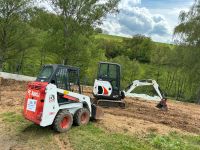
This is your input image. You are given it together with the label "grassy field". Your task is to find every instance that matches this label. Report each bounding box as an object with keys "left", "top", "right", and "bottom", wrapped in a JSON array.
[
  {"left": 94, "top": 34, "right": 126, "bottom": 42},
  {"left": 0, "top": 111, "right": 200, "bottom": 150},
  {"left": 95, "top": 33, "right": 174, "bottom": 47}
]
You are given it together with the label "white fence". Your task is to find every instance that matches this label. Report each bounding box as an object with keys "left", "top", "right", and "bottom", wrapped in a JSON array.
[{"left": 0, "top": 72, "right": 36, "bottom": 81}]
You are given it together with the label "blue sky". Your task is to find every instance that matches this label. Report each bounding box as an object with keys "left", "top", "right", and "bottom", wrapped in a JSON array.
[
  {"left": 142, "top": 0, "right": 192, "bottom": 8},
  {"left": 101, "top": 0, "right": 194, "bottom": 43},
  {"left": 40, "top": 0, "right": 194, "bottom": 43}
]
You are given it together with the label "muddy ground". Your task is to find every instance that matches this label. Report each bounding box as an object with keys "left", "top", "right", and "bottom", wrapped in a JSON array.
[{"left": 0, "top": 79, "right": 200, "bottom": 149}]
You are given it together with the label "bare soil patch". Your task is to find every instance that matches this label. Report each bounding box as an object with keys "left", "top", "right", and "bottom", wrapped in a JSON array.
[{"left": 0, "top": 79, "right": 199, "bottom": 145}]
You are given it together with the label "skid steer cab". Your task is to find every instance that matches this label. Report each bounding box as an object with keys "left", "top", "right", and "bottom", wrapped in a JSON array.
[{"left": 24, "top": 64, "right": 103, "bottom": 133}]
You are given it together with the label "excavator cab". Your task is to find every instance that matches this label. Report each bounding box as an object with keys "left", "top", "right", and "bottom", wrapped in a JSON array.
[
  {"left": 93, "top": 62, "right": 125, "bottom": 108},
  {"left": 97, "top": 62, "right": 121, "bottom": 98},
  {"left": 93, "top": 62, "right": 124, "bottom": 99}
]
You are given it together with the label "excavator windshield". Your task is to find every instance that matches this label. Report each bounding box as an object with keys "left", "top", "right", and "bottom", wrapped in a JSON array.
[{"left": 98, "top": 62, "right": 121, "bottom": 90}]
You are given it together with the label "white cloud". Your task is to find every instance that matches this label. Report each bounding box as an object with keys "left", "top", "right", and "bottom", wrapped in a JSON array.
[
  {"left": 101, "top": 17, "right": 122, "bottom": 35},
  {"left": 150, "top": 7, "right": 190, "bottom": 30},
  {"left": 37, "top": 0, "right": 186, "bottom": 43},
  {"left": 101, "top": 5, "right": 171, "bottom": 42},
  {"left": 118, "top": 0, "right": 141, "bottom": 9},
  {"left": 101, "top": 0, "right": 174, "bottom": 43}
]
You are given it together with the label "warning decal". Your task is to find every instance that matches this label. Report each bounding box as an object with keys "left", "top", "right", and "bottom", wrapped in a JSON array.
[{"left": 27, "top": 99, "right": 37, "bottom": 112}]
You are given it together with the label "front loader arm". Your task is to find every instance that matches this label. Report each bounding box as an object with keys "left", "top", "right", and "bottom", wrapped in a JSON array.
[{"left": 56, "top": 86, "right": 92, "bottom": 114}]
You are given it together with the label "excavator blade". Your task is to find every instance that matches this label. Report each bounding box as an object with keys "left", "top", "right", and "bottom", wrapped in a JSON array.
[{"left": 97, "top": 100, "right": 126, "bottom": 109}]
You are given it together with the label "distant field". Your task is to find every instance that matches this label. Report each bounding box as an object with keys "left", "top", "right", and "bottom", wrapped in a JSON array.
[
  {"left": 94, "top": 33, "right": 126, "bottom": 42},
  {"left": 95, "top": 33, "right": 175, "bottom": 48}
]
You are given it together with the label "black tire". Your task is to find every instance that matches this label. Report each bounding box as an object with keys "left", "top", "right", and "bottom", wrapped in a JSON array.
[
  {"left": 53, "top": 110, "right": 73, "bottom": 133},
  {"left": 74, "top": 108, "right": 90, "bottom": 126}
]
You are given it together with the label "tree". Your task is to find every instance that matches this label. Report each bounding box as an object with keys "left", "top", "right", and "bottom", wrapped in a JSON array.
[
  {"left": 48, "top": 0, "right": 120, "bottom": 64},
  {"left": 124, "top": 35, "right": 154, "bottom": 63},
  {"left": 174, "top": 0, "right": 200, "bottom": 46},
  {"left": 174, "top": 0, "right": 200, "bottom": 102},
  {"left": 151, "top": 45, "right": 171, "bottom": 81},
  {"left": 111, "top": 56, "right": 141, "bottom": 88},
  {"left": 0, "top": 0, "right": 32, "bottom": 71},
  {"left": 98, "top": 40, "right": 123, "bottom": 59},
  {"left": 29, "top": 8, "right": 62, "bottom": 66}
]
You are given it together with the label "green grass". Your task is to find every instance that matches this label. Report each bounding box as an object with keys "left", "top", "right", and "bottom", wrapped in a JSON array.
[
  {"left": 155, "top": 42, "right": 175, "bottom": 49},
  {"left": 0, "top": 112, "right": 25, "bottom": 123},
  {"left": 1, "top": 111, "right": 200, "bottom": 150},
  {"left": 67, "top": 123, "right": 153, "bottom": 150},
  {"left": 147, "top": 132, "right": 200, "bottom": 150},
  {"left": 95, "top": 33, "right": 126, "bottom": 42},
  {"left": 95, "top": 33, "right": 174, "bottom": 48},
  {"left": 0, "top": 111, "right": 59, "bottom": 149},
  {"left": 67, "top": 123, "right": 200, "bottom": 150},
  {"left": 0, "top": 111, "right": 31, "bottom": 133}
]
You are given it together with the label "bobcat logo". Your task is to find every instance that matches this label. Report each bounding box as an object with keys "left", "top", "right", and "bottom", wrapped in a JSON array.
[
  {"left": 49, "top": 95, "right": 55, "bottom": 103},
  {"left": 28, "top": 89, "right": 40, "bottom": 97}
]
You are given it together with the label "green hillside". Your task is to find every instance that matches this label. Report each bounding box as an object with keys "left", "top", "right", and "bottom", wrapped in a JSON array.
[
  {"left": 95, "top": 33, "right": 174, "bottom": 47},
  {"left": 2, "top": 32, "right": 197, "bottom": 102},
  {"left": 95, "top": 33, "right": 126, "bottom": 42},
  {"left": 1, "top": 1, "right": 200, "bottom": 103}
]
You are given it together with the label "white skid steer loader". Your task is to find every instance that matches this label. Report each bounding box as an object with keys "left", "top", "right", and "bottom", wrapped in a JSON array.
[{"left": 24, "top": 64, "right": 103, "bottom": 133}]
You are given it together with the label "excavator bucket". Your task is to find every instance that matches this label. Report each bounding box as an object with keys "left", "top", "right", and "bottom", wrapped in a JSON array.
[
  {"left": 97, "top": 100, "right": 126, "bottom": 109},
  {"left": 91, "top": 104, "right": 104, "bottom": 120},
  {"left": 156, "top": 99, "right": 168, "bottom": 111}
]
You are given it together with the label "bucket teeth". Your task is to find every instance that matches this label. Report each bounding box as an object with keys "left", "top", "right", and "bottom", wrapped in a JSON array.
[{"left": 156, "top": 100, "right": 168, "bottom": 111}]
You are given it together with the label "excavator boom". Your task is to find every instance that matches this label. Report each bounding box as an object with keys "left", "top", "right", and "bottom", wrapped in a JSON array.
[{"left": 124, "top": 79, "right": 168, "bottom": 110}]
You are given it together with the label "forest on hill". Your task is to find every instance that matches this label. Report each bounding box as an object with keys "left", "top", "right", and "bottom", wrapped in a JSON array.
[{"left": 0, "top": 0, "right": 200, "bottom": 102}]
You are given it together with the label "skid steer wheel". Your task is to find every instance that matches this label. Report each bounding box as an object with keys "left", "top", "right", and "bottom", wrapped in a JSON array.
[
  {"left": 53, "top": 110, "right": 73, "bottom": 133},
  {"left": 74, "top": 108, "right": 90, "bottom": 126}
]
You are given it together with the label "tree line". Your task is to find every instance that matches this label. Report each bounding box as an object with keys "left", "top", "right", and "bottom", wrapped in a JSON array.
[{"left": 0, "top": 0, "right": 200, "bottom": 103}]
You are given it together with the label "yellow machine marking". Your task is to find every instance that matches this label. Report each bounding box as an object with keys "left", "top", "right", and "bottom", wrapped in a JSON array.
[{"left": 64, "top": 90, "right": 69, "bottom": 95}]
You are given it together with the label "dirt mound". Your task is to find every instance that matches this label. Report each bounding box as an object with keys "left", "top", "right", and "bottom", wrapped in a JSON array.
[
  {"left": 103, "top": 98, "right": 200, "bottom": 134},
  {"left": 0, "top": 79, "right": 28, "bottom": 107},
  {"left": 0, "top": 78, "right": 28, "bottom": 91},
  {"left": 82, "top": 86, "right": 200, "bottom": 134},
  {"left": 0, "top": 91, "right": 25, "bottom": 107},
  {"left": 98, "top": 113, "right": 188, "bottom": 135}
]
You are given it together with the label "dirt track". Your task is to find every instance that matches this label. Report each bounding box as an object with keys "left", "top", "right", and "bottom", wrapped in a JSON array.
[
  {"left": 84, "top": 87, "right": 200, "bottom": 135},
  {"left": 100, "top": 99, "right": 200, "bottom": 135},
  {"left": 0, "top": 79, "right": 200, "bottom": 136}
]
